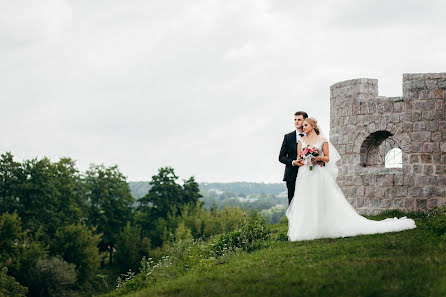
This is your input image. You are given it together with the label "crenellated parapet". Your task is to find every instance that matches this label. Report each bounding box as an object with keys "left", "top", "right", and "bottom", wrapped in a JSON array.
[{"left": 329, "top": 73, "right": 446, "bottom": 215}]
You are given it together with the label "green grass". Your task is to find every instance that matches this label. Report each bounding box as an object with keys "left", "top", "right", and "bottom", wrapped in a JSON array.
[{"left": 108, "top": 212, "right": 446, "bottom": 297}]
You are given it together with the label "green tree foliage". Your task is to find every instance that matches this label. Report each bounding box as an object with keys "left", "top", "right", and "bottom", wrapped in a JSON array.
[
  {"left": 52, "top": 224, "right": 102, "bottom": 285},
  {"left": 182, "top": 177, "right": 202, "bottom": 205},
  {"left": 136, "top": 167, "right": 202, "bottom": 247},
  {"left": 115, "top": 223, "right": 151, "bottom": 273},
  {"left": 27, "top": 257, "right": 77, "bottom": 297},
  {"left": 0, "top": 267, "right": 28, "bottom": 297},
  {"left": 85, "top": 164, "right": 134, "bottom": 265},
  {"left": 0, "top": 154, "right": 87, "bottom": 245},
  {"left": 0, "top": 153, "right": 23, "bottom": 215},
  {"left": 0, "top": 212, "right": 46, "bottom": 286}
]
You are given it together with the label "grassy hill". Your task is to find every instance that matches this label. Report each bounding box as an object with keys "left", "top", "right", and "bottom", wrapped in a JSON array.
[{"left": 102, "top": 209, "right": 446, "bottom": 297}]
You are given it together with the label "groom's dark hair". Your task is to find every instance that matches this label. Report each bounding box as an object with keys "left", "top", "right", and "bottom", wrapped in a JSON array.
[{"left": 294, "top": 111, "right": 308, "bottom": 118}]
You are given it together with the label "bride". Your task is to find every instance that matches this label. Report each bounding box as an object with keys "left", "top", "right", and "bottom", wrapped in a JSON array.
[{"left": 286, "top": 117, "right": 416, "bottom": 241}]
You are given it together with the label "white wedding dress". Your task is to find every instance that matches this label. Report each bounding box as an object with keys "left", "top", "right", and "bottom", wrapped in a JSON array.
[{"left": 286, "top": 137, "right": 416, "bottom": 241}]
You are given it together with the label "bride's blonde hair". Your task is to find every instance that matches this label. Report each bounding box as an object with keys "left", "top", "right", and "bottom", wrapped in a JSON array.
[{"left": 304, "top": 118, "right": 320, "bottom": 135}]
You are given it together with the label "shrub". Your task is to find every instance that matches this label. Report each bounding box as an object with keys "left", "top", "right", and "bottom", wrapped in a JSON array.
[
  {"left": 27, "top": 257, "right": 77, "bottom": 297},
  {"left": 0, "top": 267, "right": 27, "bottom": 297},
  {"left": 109, "top": 214, "right": 271, "bottom": 296}
]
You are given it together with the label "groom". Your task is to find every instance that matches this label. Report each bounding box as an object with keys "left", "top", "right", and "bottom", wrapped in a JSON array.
[{"left": 279, "top": 111, "right": 308, "bottom": 205}]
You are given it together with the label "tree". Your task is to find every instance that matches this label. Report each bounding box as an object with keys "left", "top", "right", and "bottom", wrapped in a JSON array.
[
  {"left": 138, "top": 167, "right": 183, "bottom": 219},
  {"left": 0, "top": 212, "right": 47, "bottom": 288},
  {"left": 0, "top": 152, "right": 24, "bottom": 215},
  {"left": 182, "top": 177, "right": 202, "bottom": 206},
  {"left": 1, "top": 156, "right": 87, "bottom": 245},
  {"left": 52, "top": 224, "right": 102, "bottom": 285},
  {"left": 114, "top": 223, "right": 151, "bottom": 273},
  {"left": 85, "top": 164, "right": 134, "bottom": 266}
]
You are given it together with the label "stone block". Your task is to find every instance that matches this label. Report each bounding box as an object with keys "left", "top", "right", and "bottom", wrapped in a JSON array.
[
  {"left": 357, "top": 197, "right": 364, "bottom": 207},
  {"left": 404, "top": 198, "right": 415, "bottom": 208},
  {"left": 416, "top": 199, "right": 427, "bottom": 209},
  {"left": 433, "top": 89, "right": 445, "bottom": 99},
  {"left": 409, "top": 154, "right": 420, "bottom": 163},
  {"left": 441, "top": 142, "right": 446, "bottom": 152},
  {"left": 402, "top": 122, "right": 413, "bottom": 132},
  {"left": 433, "top": 187, "right": 445, "bottom": 196},
  {"left": 432, "top": 132, "right": 442, "bottom": 142},
  {"left": 365, "top": 186, "right": 376, "bottom": 198},
  {"left": 356, "top": 186, "right": 365, "bottom": 197},
  {"left": 422, "top": 111, "right": 435, "bottom": 120},
  {"left": 422, "top": 143, "right": 434, "bottom": 153},
  {"left": 427, "top": 199, "right": 439, "bottom": 209},
  {"left": 380, "top": 199, "right": 391, "bottom": 208},
  {"left": 393, "top": 199, "right": 403, "bottom": 208},
  {"left": 429, "top": 176, "right": 440, "bottom": 186},
  {"left": 423, "top": 165, "right": 433, "bottom": 175},
  {"left": 415, "top": 176, "right": 430, "bottom": 187},
  {"left": 413, "top": 164, "right": 423, "bottom": 174},
  {"left": 427, "top": 121, "right": 438, "bottom": 131},
  {"left": 396, "top": 186, "right": 408, "bottom": 197},
  {"left": 433, "top": 111, "right": 445, "bottom": 120},
  {"left": 408, "top": 187, "right": 421, "bottom": 197},
  {"left": 370, "top": 199, "right": 380, "bottom": 207},
  {"left": 435, "top": 165, "right": 446, "bottom": 175},
  {"left": 420, "top": 154, "right": 433, "bottom": 163},
  {"left": 411, "top": 111, "right": 422, "bottom": 121},
  {"left": 438, "top": 80, "right": 446, "bottom": 90},
  {"left": 383, "top": 187, "right": 394, "bottom": 197},
  {"left": 410, "top": 131, "right": 431, "bottom": 142},
  {"left": 420, "top": 187, "right": 433, "bottom": 197},
  {"left": 413, "top": 100, "right": 425, "bottom": 110},
  {"left": 413, "top": 121, "right": 425, "bottom": 131},
  {"left": 403, "top": 164, "right": 413, "bottom": 175},
  {"left": 400, "top": 112, "right": 412, "bottom": 122},
  {"left": 394, "top": 174, "right": 404, "bottom": 185},
  {"left": 376, "top": 175, "right": 393, "bottom": 186},
  {"left": 403, "top": 175, "right": 414, "bottom": 186},
  {"left": 393, "top": 102, "right": 404, "bottom": 112}
]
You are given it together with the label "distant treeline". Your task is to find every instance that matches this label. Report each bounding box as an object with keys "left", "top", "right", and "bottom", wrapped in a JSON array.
[{"left": 128, "top": 181, "right": 286, "bottom": 199}]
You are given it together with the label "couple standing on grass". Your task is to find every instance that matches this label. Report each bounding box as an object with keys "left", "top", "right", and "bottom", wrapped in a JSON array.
[{"left": 278, "top": 111, "right": 416, "bottom": 241}]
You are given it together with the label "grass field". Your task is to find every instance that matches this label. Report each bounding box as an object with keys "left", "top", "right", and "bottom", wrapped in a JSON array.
[{"left": 108, "top": 210, "right": 446, "bottom": 297}]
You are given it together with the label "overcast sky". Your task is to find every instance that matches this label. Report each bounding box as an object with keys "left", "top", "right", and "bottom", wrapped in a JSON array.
[{"left": 1, "top": 0, "right": 445, "bottom": 183}]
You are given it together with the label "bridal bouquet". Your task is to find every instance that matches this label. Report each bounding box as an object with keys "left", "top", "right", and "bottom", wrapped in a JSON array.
[{"left": 300, "top": 145, "right": 320, "bottom": 171}]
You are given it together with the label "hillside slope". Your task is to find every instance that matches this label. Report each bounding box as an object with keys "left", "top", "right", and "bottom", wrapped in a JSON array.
[{"left": 111, "top": 211, "right": 446, "bottom": 297}]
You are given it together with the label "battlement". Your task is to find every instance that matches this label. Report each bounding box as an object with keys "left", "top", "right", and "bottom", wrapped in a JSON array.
[{"left": 329, "top": 72, "right": 446, "bottom": 215}]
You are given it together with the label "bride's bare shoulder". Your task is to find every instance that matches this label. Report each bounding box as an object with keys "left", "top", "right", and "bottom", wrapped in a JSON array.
[{"left": 317, "top": 136, "right": 328, "bottom": 144}]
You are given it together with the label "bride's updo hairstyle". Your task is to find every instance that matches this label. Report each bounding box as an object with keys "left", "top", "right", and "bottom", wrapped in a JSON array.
[{"left": 304, "top": 117, "right": 320, "bottom": 135}]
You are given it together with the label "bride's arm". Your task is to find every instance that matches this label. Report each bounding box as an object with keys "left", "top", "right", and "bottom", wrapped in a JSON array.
[{"left": 315, "top": 142, "right": 330, "bottom": 163}]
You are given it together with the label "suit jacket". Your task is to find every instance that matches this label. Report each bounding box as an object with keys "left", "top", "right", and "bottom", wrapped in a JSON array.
[{"left": 279, "top": 131, "right": 299, "bottom": 182}]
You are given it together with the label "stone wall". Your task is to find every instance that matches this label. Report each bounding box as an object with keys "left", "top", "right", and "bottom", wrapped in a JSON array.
[{"left": 329, "top": 73, "right": 446, "bottom": 215}]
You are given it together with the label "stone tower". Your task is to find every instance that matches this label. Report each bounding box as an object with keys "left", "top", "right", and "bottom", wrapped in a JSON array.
[{"left": 329, "top": 73, "right": 445, "bottom": 215}]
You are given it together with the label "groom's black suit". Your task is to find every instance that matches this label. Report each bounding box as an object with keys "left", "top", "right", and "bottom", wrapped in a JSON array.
[{"left": 279, "top": 131, "right": 300, "bottom": 205}]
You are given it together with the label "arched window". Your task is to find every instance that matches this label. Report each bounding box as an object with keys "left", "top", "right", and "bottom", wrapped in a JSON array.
[
  {"left": 360, "top": 130, "right": 402, "bottom": 168},
  {"left": 385, "top": 148, "right": 403, "bottom": 168}
]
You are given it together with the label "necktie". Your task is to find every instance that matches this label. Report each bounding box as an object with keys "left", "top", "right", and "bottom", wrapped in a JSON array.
[{"left": 299, "top": 133, "right": 304, "bottom": 137}]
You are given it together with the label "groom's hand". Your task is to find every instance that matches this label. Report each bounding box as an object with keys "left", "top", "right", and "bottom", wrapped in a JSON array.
[{"left": 293, "top": 160, "right": 304, "bottom": 167}]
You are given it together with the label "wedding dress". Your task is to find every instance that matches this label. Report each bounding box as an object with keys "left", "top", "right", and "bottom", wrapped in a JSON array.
[{"left": 286, "top": 137, "right": 416, "bottom": 241}]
